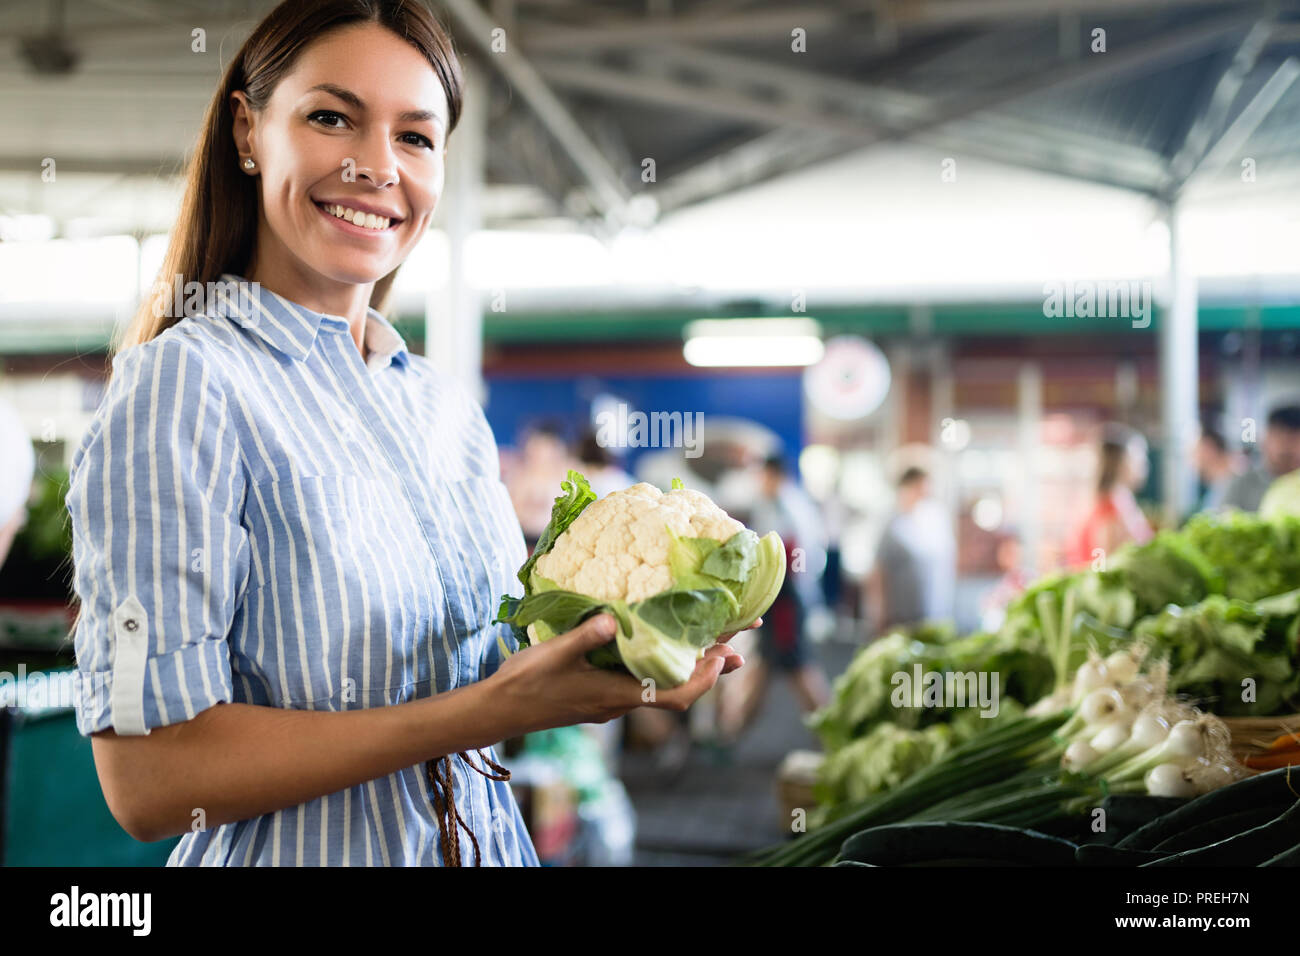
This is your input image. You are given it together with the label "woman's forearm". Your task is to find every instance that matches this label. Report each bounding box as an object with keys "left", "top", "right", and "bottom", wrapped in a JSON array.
[{"left": 92, "top": 676, "right": 521, "bottom": 843}]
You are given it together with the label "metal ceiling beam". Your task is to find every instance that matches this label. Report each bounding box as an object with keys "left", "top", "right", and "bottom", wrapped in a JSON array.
[
  {"left": 535, "top": 13, "right": 1252, "bottom": 200},
  {"left": 901, "top": 11, "right": 1263, "bottom": 130},
  {"left": 651, "top": 127, "right": 855, "bottom": 214},
  {"left": 520, "top": 4, "right": 869, "bottom": 52},
  {"left": 916, "top": 127, "right": 1167, "bottom": 194},
  {"left": 437, "top": 0, "right": 634, "bottom": 227},
  {"left": 538, "top": 57, "right": 1167, "bottom": 193},
  {"left": 877, "top": 0, "right": 1277, "bottom": 28},
  {"left": 619, "top": 41, "right": 1168, "bottom": 176},
  {"left": 1167, "top": 18, "right": 1276, "bottom": 186},
  {"left": 1179, "top": 56, "right": 1300, "bottom": 191},
  {"left": 519, "top": 0, "right": 1265, "bottom": 51},
  {"left": 624, "top": 41, "right": 929, "bottom": 125},
  {"left": 534, "top": 59, "right": 887, "bottom": 137}
]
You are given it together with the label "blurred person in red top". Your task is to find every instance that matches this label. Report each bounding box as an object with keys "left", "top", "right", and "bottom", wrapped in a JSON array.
[{"left": 1067, "top": 423, "right": 1153, "bottom": 568}]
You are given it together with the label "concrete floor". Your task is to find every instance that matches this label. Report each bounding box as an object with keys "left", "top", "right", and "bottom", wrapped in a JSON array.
[{"left": 620, "top": 638, "right": 855, "bottom": 866}]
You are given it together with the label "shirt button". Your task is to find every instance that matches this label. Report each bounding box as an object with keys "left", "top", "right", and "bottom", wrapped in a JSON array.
[{"left": 123, "top": 618, "right": 139, "bottom": 632}]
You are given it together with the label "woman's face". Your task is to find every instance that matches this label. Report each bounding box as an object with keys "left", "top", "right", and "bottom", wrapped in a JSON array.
[{"left": 232, "top": 22, "right": 448, "bottom": 288}]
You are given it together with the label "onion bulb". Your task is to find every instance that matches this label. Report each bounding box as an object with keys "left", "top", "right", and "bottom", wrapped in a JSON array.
[
  {"left": 1080, "top": 687, "right": 1128, "bottom": 727},
  {"left": 1145, "top": 763, "right": 1199, "bottom": 798},
  {"left": 1063, "top": 740, "right": 1099, "bottom": 772},
  {"left": 1104, "top": 650, "right": 1140, "bottom": 684},
  {"left": 1090, "top": 722, "right": 1132, "bottom": 754}
]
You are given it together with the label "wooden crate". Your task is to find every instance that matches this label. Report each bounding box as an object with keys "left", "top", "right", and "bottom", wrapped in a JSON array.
[
  {"left": 776, "top": 750, "right": 823, "bottom": 824},
  {"left": 1221, "top": 713, "right": 1300, "bottom": 764}
]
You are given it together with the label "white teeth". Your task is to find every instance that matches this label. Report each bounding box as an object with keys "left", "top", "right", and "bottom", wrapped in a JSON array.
[{"left": 323, "top": 203, "right": 391, "bottom": 230}]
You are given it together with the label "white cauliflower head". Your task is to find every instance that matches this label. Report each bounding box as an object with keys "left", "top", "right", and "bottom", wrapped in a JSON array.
[{"left": 533, "top": 481, "right": 744, "bottom": 603}]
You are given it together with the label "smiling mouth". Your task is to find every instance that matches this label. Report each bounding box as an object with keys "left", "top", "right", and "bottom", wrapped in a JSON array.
[{"left": 314, "top": 200, "right": 402, "bottom": 232}]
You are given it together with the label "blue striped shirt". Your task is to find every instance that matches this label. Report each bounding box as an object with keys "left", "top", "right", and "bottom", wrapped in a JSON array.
[{"left": 65, "top": 273, "right": 538, "bottom": 866}]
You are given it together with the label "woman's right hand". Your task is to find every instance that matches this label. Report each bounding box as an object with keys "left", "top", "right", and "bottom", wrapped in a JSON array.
[{"left": 487, "top": 613, "right": 743, "bottom": 736}]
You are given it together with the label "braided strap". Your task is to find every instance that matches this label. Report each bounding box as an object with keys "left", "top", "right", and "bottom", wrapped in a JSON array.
[{"left": 425, "top": 749, "right": 512, "bottom": 867}]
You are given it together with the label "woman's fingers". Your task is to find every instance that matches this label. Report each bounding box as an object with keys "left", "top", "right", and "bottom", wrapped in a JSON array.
[
  {"left": 650, "top": 654, "right": 727, "bottom": 710},
  {"left": 702, "top": 643, "right": 743, "bottom": 673},
  {"left": 718, "top": 617, "right": 763, "bottom": 643},
  {"left": 720, "top": 651, "right": 745, "bottom": 674},
  {"left": 559, "top": 613, "right": 618, "bottom": 657}
]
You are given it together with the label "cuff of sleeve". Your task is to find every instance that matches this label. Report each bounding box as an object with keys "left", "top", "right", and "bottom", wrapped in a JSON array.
[{"left": 74, "top": 637, "right": 234, "bottom": 737}]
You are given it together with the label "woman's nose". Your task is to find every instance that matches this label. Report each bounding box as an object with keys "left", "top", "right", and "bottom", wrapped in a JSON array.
[{"left": 353, "top": 138, "right": 399, "bottom": 188}]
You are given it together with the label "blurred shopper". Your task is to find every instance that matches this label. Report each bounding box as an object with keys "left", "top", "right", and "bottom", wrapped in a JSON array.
[
  {"left": 1220, "top": 404, "right": 1300, "bottom": 512},
  {"left": 575, "top": 427, "right": 635, "bottom": 500},
  {"left": 0, "top": 396, "right": 35, "bottom": 569},
  {"left": 866, "top": 466, "right": 956, "bottom": 634},
  {"left": 1067, "top": 424, "right": 1153, "bottom": 567},
  {"left": 505, "top": 420, "right": 577, "bottom": 546},
  {"left": 715, "top": 455, "right": 830, "bottom": 745},
  {"left": 979, "top": 531, "right": 1030, "bottom": 633},
  {"left": 1193, "top": 423, "right": 1242, "bottom": 513}
]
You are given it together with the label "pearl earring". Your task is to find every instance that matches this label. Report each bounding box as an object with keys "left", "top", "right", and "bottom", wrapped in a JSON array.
[{"left": 243, "top": 158, "right": 256, "bottom": 170}]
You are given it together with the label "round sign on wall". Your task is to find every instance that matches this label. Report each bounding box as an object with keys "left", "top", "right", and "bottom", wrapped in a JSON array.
[{"left": 803, "top": 335, "right": 891, "bottom": 421}]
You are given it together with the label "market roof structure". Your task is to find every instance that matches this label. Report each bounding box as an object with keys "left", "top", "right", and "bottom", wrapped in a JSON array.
[{"left": 2, "top": 0, "right": 1299, "bottom": 236}]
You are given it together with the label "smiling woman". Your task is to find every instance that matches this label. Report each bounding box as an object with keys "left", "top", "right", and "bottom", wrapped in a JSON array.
[
  {"left": 66, "top": 0, "right": 747, "bottom": 870},
  {"left": 119, "top": 1, "right": 461, "bottom": 354}
]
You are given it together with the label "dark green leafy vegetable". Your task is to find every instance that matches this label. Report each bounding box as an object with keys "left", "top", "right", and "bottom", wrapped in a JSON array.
[
  {"left": 1117, "top": 768, "right": 1300, "bottom": 850},
  {"left": 1141, "top": 801, "right": 1300, "bottom": 867},
  {"left": 838, "top": 821, "right": 1077, "bottom": 867}
]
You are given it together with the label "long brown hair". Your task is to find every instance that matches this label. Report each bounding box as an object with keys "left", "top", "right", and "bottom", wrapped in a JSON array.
[
  {"left": 113, "top": 0, "right": 464, "bottom": 359},
  {"left": 1098, "top": 423, "right": 1141, "bottom": 495}
]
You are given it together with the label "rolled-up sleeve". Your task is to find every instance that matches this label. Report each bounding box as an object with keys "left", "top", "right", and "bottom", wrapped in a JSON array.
[{"left": 66, "top": 335, "right": 250, "bottom": 737}]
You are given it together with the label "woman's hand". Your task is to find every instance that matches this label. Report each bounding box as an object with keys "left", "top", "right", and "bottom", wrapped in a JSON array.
[{"left": 488, "top": 613, "right": 758, "bottom": 735}]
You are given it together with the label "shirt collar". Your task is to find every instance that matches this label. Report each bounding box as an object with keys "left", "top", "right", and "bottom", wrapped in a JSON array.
[{"left": 214, "top": 272, "right": 410, "bottom": 370}]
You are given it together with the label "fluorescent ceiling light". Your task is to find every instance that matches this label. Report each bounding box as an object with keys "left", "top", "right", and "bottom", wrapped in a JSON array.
[
  {"left": 684, "top": 335, "right": 825, "bottom": 367},
  {"left": 683, "top": 317, "right": 824, "bottom": 367}
]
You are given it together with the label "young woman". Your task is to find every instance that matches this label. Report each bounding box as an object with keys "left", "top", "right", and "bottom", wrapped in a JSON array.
[
  {"left": 1067, "top": 423, "right": 1154, "bottom": 568},
  {"left": 65, "top": 0, "right": 745, "bottom": 867}
]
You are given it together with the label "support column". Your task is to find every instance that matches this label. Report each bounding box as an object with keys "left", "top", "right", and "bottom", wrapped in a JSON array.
[
  {"left": 1159, "top": 200, "right": 1199, "bottom": 523},
  {"left": 428, "top": 57, "right": 488, "bottom": 404}
]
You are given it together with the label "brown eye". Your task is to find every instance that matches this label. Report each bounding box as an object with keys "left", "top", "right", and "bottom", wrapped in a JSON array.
[{"left": 309, "top": 110, "right": 347, "bottom": 128}]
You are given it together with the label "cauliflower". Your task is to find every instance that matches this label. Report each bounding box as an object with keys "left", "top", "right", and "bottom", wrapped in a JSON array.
[
  {"left": 495, "top": 471, "right": 786, "bottom": 688},
  {"left": 534, "top": 482, "right": 745, "bottom": 603}
]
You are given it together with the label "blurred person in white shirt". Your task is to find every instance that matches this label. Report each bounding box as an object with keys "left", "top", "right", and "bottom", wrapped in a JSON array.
[{"left": 867, "top": 465, "right": 956, "bottom": 634}]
